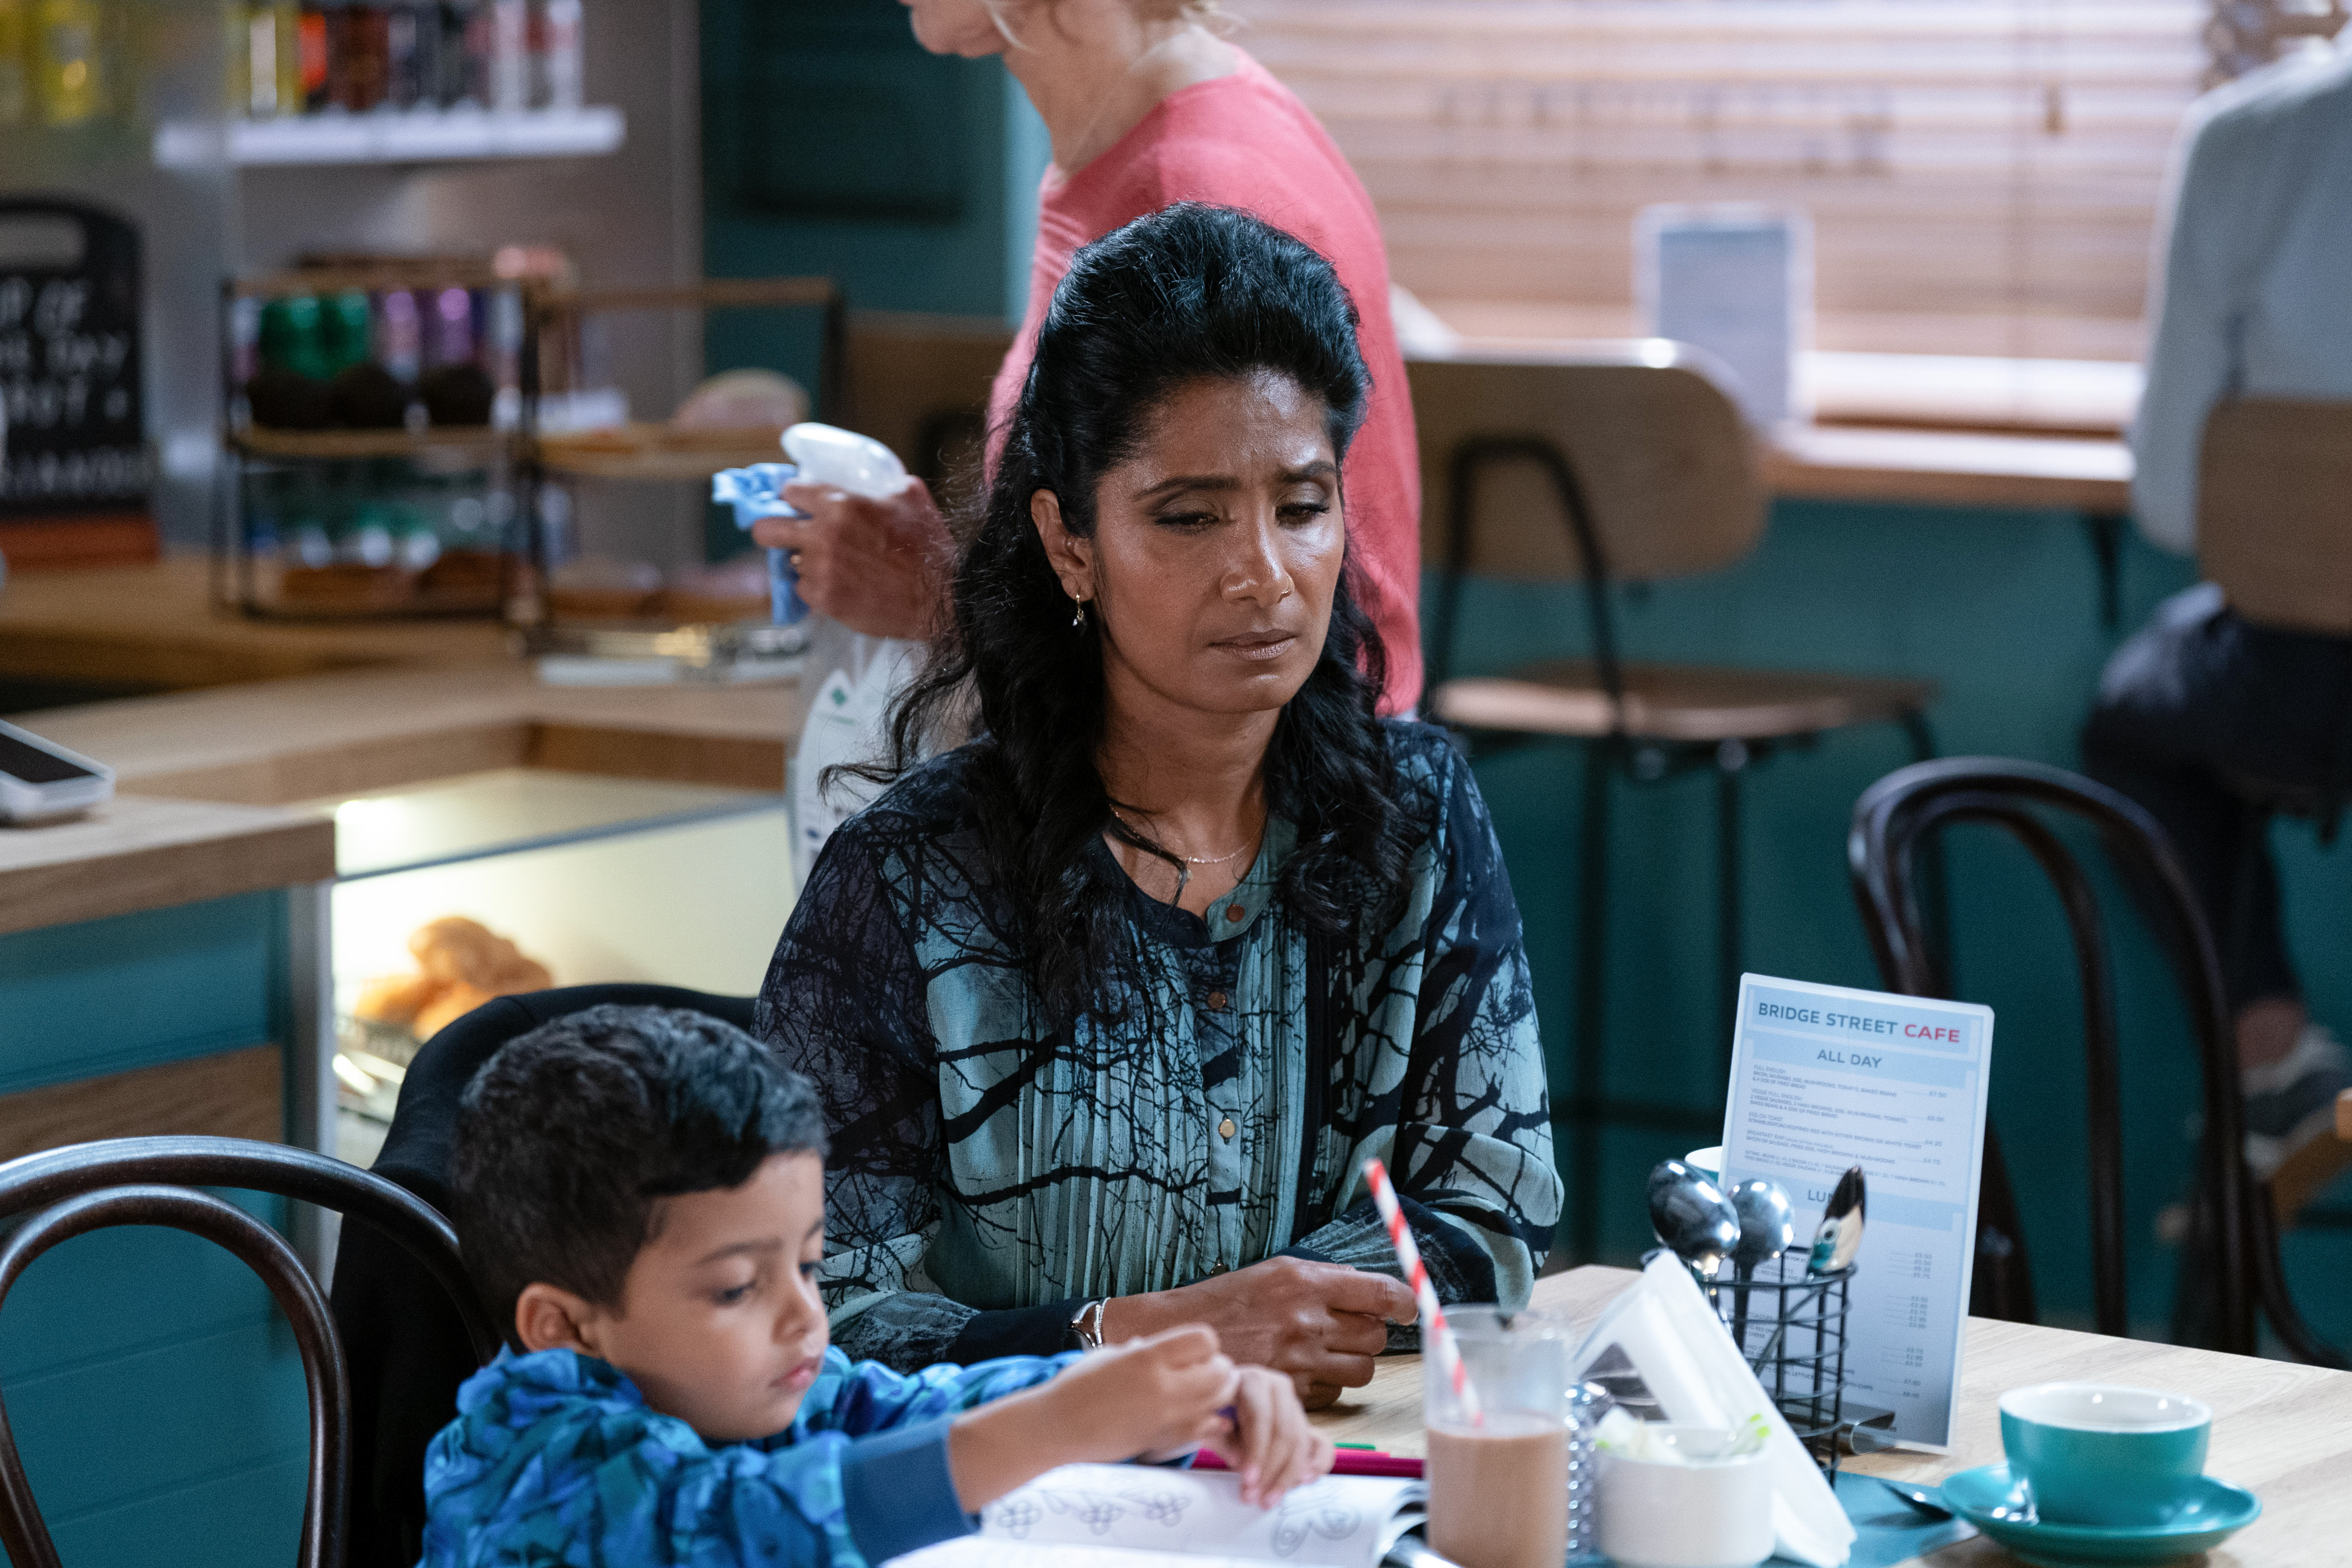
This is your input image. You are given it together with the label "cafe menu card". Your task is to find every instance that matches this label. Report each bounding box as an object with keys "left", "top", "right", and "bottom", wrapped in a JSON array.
[
  {"left": 887, "top": 1466, "right": 1425, "bottom": 1568},
  {"left": 1721, "top": 974, "right": 1994, "bottom": 1451}
]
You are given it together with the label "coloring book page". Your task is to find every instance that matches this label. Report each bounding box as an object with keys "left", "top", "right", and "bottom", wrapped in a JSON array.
[{"left": 886, "top": 1465, "right": 1424, "bottom": 1567}]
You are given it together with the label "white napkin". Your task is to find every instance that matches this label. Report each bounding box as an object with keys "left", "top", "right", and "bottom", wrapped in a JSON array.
[{"left": 1569, "top": 1253, "right": 1856, "bottom": 1567}]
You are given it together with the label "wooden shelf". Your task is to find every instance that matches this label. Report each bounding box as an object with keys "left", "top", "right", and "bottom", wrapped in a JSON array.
[
  {"left": 536, "top": 425, "right": 783, "bottom": 481},
  {"left": 232, "top": 426, "right": 514, "bottom": 461},
  {"left": 155, "top": 107, "right": 624, "bottom": 169}
]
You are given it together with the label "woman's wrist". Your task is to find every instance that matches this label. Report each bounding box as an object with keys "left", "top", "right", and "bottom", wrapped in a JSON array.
[{"left": 1099, "top": 1289, "right": 1164, "bottom": 1344}]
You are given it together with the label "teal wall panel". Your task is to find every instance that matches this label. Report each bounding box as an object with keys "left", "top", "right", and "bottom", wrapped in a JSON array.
[
  {"left": 1438, "top": 498, "right": 2352, "bottom": 1350},
  {"left": 701, "top": 0, "right": 1050, "bottom": 403},
  {"left": 0, "top": 891, "right": 282, "bottom": 1096},
  {"left": 0, "top": 893, "right": 308, "bottom": 1567},
  {"left": 49, "top": 1454, "right": 306, "bottom": 1567}
]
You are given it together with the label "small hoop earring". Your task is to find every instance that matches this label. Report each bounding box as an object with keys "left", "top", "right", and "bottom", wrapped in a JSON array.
[{"left": 1070, "top": 594, "right": 1088, "bottom": 630}]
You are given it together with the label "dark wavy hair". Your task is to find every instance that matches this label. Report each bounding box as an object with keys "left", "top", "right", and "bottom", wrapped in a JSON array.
[{"left": 871, "top": 202, "right": 1414, "bottom": 1028}]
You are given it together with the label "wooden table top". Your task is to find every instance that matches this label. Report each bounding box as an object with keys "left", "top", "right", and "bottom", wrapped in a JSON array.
[
  {"left": 0, "top": 559, "right": 803, "bottom": 931},
  {"left": 0, "top": 557, "right": 513, "bottom": 690},
  {"left": 1766, "top": 426, "right": 2132, "bottom": 516},
  {"left": 1310, "top": 1266, "right": 2352, "bottom": 1567}
]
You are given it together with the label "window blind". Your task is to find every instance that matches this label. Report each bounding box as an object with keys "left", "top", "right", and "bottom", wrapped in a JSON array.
[{"left": 1229, "top": 1, "right": 2212, "bottom": 361}]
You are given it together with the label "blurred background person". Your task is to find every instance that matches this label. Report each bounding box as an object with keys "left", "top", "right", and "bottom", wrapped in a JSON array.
[{"left": 2085, "top": 35, "right": 2352, "bottom": 1181}]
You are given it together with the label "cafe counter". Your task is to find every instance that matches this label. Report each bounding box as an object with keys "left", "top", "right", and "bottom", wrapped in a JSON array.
[{"left": 0, "top": 559, "right": 802, "bottom": 1565}]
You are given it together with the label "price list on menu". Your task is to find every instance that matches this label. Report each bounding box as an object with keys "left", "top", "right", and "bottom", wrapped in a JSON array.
[{"left": 1720, "top": 974, "right": 1993, "bottom": 1450}]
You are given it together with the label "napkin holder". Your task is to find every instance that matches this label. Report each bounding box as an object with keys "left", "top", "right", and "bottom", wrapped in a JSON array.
[{"left": 1569, "top": 1253, "right": 1855, "bottom": 1568}]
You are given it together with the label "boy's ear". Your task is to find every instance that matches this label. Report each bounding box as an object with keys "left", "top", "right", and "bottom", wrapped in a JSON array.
[{"left": 515, "top": 1283, "right": 605, "bottom": 1356}]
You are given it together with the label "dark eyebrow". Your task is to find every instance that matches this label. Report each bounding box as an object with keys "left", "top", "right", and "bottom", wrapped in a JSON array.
[
  {"left": 1132, "top": 460, "right": 1339, "bottom": 502},
  {"left": 693, "top": 1237, "right": 786, "bottom": 1266}
]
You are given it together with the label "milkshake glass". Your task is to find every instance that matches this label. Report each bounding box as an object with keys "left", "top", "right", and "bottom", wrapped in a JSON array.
[{"left": 1424, "top": 1306, "right": 1572, "bottom": 1568}]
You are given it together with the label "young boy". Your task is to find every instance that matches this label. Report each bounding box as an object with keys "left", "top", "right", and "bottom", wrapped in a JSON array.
[{"left": 421, "top": 1004, "right": 1331, "bottom": 1567}]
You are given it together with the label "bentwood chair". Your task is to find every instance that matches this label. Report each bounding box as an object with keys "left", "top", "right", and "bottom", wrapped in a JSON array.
[
  {"left": 1849, "top": 755, "right": 2347, "bottom": 1367},
  {"left": 0, "top": 1136, "right": 499, "bottom": 1568},
  {"left": 2196, "top": 397, "right": 2352, "bottom": 1225},
  {"left": 1414, "top": 346, "right": 1941, "bottom": 1259},
  {"left": 331, "top": 982, "right": 755, "bottom": 1568}
]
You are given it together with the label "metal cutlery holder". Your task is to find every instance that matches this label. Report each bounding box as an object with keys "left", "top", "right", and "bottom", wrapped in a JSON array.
[{"left": 1640, "top": 1250, "right": 1864, "bottom": 1475}]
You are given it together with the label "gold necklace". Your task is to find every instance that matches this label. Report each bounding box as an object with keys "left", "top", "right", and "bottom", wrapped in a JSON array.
[{"left": 1110, "top": 807, "right": 1255, "bottom": 866}]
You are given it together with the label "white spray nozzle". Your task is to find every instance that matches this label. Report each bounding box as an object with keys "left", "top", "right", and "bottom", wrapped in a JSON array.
[{"left": 781, "top": 422, "right": 907, "bottom": 499}]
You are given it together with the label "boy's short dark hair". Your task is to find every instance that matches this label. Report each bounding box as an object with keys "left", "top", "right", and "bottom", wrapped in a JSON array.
[{"left": 451, "top": 1003, "right": 826, "bottom": 1338}]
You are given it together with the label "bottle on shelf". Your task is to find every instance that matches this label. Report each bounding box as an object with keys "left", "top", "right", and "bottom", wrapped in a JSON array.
[
  {"left": 533, "top": 0, "right": 578, "bottom": 112},
  {"left": 228, "top": 1, "right": 302, "bottom": 119},
  {"left": 32, "top": 0, "right": 106, "bottom": 128},
  {"left": 0, "top": 0, "right": 28, "bottom": 125},
  {"left": 384, "top": 0, "right": 436, "bottom": 110},
  {"left": 298, "top": 0, "right": 330, "bottom": 110},
  {"left": 487, "top": 0, "right": 523, "bottom": 112},
  {"left": 442, "top": 0, "right": 486, "bottom": 108},
  {"left": 327, "top": 0, "right": 388, "bottom": 113}
]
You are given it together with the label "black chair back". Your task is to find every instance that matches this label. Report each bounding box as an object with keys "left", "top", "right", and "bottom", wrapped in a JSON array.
[
  {"left": 331, "top": 982, "right": 758, "bottom": 1568},
  {"left": 1849, "top": 756, "right": 2345, "bottom": 1366},
  {"left": 0, "top": 1137, "right": 497, "bottom": 1568}
]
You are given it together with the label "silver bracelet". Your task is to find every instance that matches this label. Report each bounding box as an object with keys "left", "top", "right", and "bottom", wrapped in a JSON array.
[{"left": 1070, "top": 1298, "right": 1109, "bottom": 1351}]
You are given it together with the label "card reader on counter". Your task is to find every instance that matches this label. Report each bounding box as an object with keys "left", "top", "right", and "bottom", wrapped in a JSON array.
[{"left": 0, "top": 719, "right": 114, "bottom": 824}]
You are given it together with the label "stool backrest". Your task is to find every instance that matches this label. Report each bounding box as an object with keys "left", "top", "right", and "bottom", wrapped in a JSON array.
[
  {"left": 844, "top": 312, "right": 1014, "bottom": 484},
  {"left": 1849, "top": 758, "right": 2345, "bottom": 1368},
  {"left": 0, "top": 1137, "right": 499, "bottom": 1568},
  {"left": 1409, "top": 344, "right": 1765, "bottom": 582},
  {"left": 2198, "top": 397, "right": 2352, "bottom": 635}
]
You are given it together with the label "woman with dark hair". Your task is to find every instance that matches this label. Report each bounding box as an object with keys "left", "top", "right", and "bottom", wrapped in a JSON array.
[
  {"left": 758, "top": 204, "right": 1558, "bottom": 1405},
  {"left": 752, "top": 0, "right": 1428, "bottom": 714}
]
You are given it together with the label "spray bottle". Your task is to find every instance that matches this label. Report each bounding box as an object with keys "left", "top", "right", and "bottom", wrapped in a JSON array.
[{"left": 713, "top": 422, "right": 925, "bottom": 879}]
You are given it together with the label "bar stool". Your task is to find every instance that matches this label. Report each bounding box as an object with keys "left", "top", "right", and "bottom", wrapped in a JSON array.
[
  {"left": 1412, "top": 345, "right": 1941, "bottom": 1261},
  {"left": 2197, "top": 395, "right": 2352, "bottom": 1227}
]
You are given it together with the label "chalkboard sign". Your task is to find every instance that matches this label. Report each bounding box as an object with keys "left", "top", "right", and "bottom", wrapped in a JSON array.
[{"left": 0, "top": 199, "right": 149, "bottom": 519}]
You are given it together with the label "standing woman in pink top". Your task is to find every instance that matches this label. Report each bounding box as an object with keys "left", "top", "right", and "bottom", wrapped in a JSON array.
[{"left": 755, "top": 0, "right": 1426, "bottom": 713}]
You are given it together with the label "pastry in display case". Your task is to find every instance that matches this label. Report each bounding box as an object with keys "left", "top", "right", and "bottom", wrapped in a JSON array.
[
  {"left": 337, "top": 913, "right": 554, "bottom": 1144},
  {"left": 318, "top": 765, "right": 796, "bottom": 1167}
]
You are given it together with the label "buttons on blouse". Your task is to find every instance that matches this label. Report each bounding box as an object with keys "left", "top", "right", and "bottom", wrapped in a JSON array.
[
  {"left": 1205, "top": 990, "right": 1228, "bottom": 1012},
  {"left": 1209, "top": 1261, "right": 1228, "bottom": 1275},
  {"left": 1223, "top": 905, "right": 1245, "bottom": 924},
  {"left": 1218, "top": 1117, "right": 1237, "bottom": 1141}
]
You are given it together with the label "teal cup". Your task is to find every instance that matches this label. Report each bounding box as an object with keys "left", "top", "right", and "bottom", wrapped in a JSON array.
[{"left": 1998, "top": 1382, "right": 2211, "bottom": 1527}]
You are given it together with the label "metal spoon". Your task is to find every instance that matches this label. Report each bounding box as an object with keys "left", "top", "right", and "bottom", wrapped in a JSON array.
[
  {"left": 1841, "top": 1421, "right": 1954, "bottom": 1515},
  {"left": 1647, "top": 1159, "right": 1741, "bottom": 1282},
  {"left": 1869, "top": 1476, "right": 1954, "bottom": 1520},
  {"left": 1727, "top": 1177, "right": 1796, "bottom": 1348}
]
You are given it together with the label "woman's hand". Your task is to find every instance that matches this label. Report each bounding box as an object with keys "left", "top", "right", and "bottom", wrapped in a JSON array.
[
  {"left": 1109, "top": 1256, "right": 1416, "bottom": 1409},
  {"left": 947, "top": 1326, "right": 1239, "bottom": 1511},
  {"left": 750, "top": 476, "right": 953, "bottom": 640},
  {"left": 1202, "top": 1365, "right": 1336, "bottom": 1506}
]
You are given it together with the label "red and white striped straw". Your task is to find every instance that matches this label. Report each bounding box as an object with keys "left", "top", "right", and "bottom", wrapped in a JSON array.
[{"left": 1362, "top": 1156, "right": 1482, "bottom": 1424}]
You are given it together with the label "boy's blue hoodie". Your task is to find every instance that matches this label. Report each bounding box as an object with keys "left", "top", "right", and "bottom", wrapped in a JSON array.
[{"left": 419, "top": 1344, "right": 1071, "bottom": 1566}]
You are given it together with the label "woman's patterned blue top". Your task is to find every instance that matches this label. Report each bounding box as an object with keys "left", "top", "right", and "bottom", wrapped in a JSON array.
[{"left": 757, "top": 720, "right": 1561, "bottom": 1370}]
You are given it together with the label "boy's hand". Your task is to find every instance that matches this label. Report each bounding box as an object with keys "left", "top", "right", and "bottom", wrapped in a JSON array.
[
  {"left": 1056, "top": 1325, "right": 1241, "bottom": 1459},
  {"left": 1202, "top": 1365, "right": 1335, "bottom": 1506},
  {"left": 948, "top": 1325, "right": 1239, "bottom": 1511}
]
